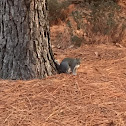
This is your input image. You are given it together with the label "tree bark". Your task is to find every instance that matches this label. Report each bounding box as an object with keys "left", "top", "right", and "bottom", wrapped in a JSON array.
[{"left": 0, "top": 0, "right": 57, "bottom": 80}]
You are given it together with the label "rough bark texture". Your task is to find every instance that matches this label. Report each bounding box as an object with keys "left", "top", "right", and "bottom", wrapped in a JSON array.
[{"left": 0, "top": 0, "right": 57, "bottom": 80}]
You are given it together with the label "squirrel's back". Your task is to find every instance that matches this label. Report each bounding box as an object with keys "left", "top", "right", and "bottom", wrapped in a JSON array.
[{"left": 59, "top": 58, "right": 80, "bottom": 74}]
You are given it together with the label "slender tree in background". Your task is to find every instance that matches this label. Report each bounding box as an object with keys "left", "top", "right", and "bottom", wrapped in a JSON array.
[{"left": 0, "top": 0, "right": 57, "bottom": 80}]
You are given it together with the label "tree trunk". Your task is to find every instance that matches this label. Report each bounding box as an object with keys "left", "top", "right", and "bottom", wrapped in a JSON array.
[{"left": 0, "top": 0, "right": 57, "bottom": 80}]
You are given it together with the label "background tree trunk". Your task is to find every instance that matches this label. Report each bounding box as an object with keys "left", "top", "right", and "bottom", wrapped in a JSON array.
[{"left": 0, "top": 0, "right": 57, "bottom": 79}]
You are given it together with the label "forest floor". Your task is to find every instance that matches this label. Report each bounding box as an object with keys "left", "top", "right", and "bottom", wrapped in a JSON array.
[{"left": 1, "top": 43, "right": 126, "bottom": 126}]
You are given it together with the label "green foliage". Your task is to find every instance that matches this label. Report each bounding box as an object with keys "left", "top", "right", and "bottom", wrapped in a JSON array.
[
  {"left": 72, "top": 11, "right": 83, "bottom": 30},
  {"left": 66, "top": 20, "right": 72, "bottom": 28},
  {"left": 71, "top": 35, "right": 82, "bottom": 47},
  {"left": 48, "top": 0, "right": 70, "bottom": 25},
  {"left": 88, "top": 0, "right": 121, "bottom": 35},
  {"left": 48, "top": 0, "right": 125, "bottom": 45}
]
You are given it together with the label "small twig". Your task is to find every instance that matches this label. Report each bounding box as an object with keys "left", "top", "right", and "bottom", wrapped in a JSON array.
[
  {"left": 3, "top": 111, "right": 14, "bottom": 123},
  {"left": 26, "top": 96, "right": 32, "bottom": 109}
]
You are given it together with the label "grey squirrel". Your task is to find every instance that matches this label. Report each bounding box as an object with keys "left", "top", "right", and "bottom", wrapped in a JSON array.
[{"left": 55, "top": 58, "right": 80, "bottom": 75}]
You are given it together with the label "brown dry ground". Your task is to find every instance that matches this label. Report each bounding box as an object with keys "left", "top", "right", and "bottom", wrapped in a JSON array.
[{"left": 1, "top": 44, "right": 126, "bottom": 126}]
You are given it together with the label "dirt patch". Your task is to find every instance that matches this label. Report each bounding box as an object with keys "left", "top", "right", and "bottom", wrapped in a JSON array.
[{"left": 1, "top": 44, "right": 126, "bottom": 126}]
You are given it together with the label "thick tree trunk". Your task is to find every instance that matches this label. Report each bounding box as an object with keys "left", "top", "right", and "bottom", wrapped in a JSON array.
[{"left": 0, "top": 0, "right": 57, "bottom": 79}]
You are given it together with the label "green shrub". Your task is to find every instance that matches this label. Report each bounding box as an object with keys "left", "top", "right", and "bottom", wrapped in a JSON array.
[
  {"left": 48, "top": 0, "right": 70, "bottom": 25},
  {"left": 88, "top": 0, "right": 121, "bottom": 35},
  {"left": 71, "top": 35, "right": 82, "bottom": 47}
]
